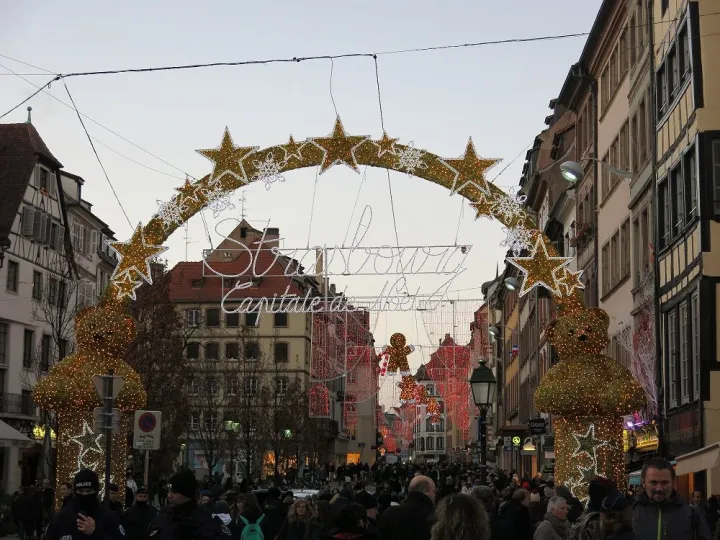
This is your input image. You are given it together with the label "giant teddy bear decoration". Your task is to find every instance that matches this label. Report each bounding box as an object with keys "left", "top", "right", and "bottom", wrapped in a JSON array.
[
  {"left": 34, "top": 295, "right": 146, "bottom": 505},
  {"left": 534, "top": 307, "right": 645, "bottom": 503}
]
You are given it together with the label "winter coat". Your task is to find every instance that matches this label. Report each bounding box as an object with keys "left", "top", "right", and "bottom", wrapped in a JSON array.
[
  {"left": 377, "top": 491, "right": 434, "bottom": 540},
  {"left": 632, "top": 491, "right": 712, "bottom": 540},
  {"left": 605, "top": 529, "right": 635, "bottom": 540},
  {"left": 492, "top": 499, "right": 534, "bottom": 540},
  {"left": 534, "top": 512, "right": 570, "bottom": 540}
]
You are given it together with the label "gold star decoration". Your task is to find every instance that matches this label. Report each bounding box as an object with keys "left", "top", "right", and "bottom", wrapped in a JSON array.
[
  {"left": 571, "top": 424, "right": 610, "bottom": 459},
  {"left": 109, "top": 223, "right": 168, "bottom": 284},
  {"left": 556, "top": 267, "right": 586, "bottom": 296},
  {"left": 471, "top": 190, "right": 496, "bottom": 219},
  {"left": 506, "top": 235, "right": 573, "bottom": 296},
  {"left": 197, "top": 128, "right": 258, "bottom": 185},
  {"left": 281, "top": 135, "right": 305, "bottom": 163},
  {"left": 309, "top": 116, "right": 370, "bottom": 174},
  {"left": 372, "top": 131, "right": 399, "bottom": 158},
  {"left": 175, "top": 177, "right": 205, "bottom": 206},
  {"left": 441, "top": 138, "right": 500, "bottom": 196},
  {"left": 113, "top": 273, "right": 143, "bottom": 301}
]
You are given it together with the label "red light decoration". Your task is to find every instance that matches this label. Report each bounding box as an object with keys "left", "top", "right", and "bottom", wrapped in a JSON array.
[
  {"left": 309, "top": 383, "right": 330, "bottom": 418},
  {"left": 343, "top": 396, "right": 358, "bottom": 429}
]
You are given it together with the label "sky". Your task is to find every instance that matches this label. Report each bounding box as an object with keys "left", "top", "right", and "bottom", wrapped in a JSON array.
[{"left": 1, "top": 0, "right": 601, "bottom": 404}]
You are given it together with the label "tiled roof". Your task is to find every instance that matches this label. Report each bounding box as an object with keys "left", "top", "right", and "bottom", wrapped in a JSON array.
[{"left": 0, "top": 123, "right": 62, "bottom": 240}]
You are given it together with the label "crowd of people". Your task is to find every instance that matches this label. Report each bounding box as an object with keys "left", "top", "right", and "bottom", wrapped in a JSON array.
[{"left": 9, "top": 455, "right": 720, "bottom": 539}]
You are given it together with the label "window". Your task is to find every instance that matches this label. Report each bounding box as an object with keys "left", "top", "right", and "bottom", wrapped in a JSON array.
[
  {"left": 186, "top": 342, "right": 200, "bottom": 360},
  {"left": 419, "top": 438, "right": 425, "bottom": 452},
  {"left": 601, "top": 151, "right": 610, "bottom": 198},
  {"left": 205, "top": 309, "right": 220, "bottom": 327},
  {"left": 691, "top": 291, "right": 700, "bottom": 400},
  {"left": 668, "top": 310, "right": 678, "bottom": 407},
  {"left": 0, "top": 323, "right": 7, "bottom": 365},
  {"left": 620, "top": 122, "right": 629, "bottom": 173},
  {"left": 620, "top": 28, "right": 628, "bottom": 77},
  {"left": 667, "top": 47, "right": 677, "bottom": 97},
  {"left": 686, "top": 147, "right": 697, "bottom": 220},
  {"left": 679, "top": 26, "right": 690, "bottom": 75},
  {"left": 57, "top": 281, "right": 66, "bottom": 308},
  {"left": 629, "top": 15, "right": 637, "bottom": 67},
  {"left": 23, "top": 329, "right": 34, "bottom": 368},
  {"left": 680, "top": 302, "right": 689, "bottom": 403},
  {"left": 244, "top": 342, "right": 260, "bottom": 361},
  {"left": 657, "top": 64, "right": 668, "bottom": 117},
  {"left": 425, "top": 418, "right": 434, "bottom": 432},
  {"left": 191, "top": 279, "right": 201, "bottom": 289},
  {"left": 671, "top": 165, "right": 685, "bottom": 234},
  {"left": 187, "top": 309, "right": 200, "bottom": 327},
  {"left": 621, "top": 220, "right": 630, "bottom": 280},
  {"left": 245, "top": 377, "right": 258, "bottom": 395},
  {"left": 427, "top": 384, "right": 435, "bottom": 396},
  {"left": 225, "top": 342, "right": 239, "bottom": 360},
  {"left": 611, "top": 234, "right": 619, "bottom": 288},
  {"left": 659, "top": 180, "right": 671, "bottom": 248},
  {"left": 601, "top": 67, "right": 609, "bottom": 111},
  {"left": 207, "top": 378, "right": 219, "bottom": 396},
  {"left": 245, "top": 312, "right": 258, "bottom": 327},
  {"left": 227, "top": 378, "right": 239, "bottom": 396},
  {"left": 276, "top": 377, "right": 288, "bottom": 395},
  {"left": 426, "top": 436, "right": 434, "bottom": 451},
  {"left": 205, "top": 342, "right": 219, "bottom": 361},
  {"left": 190, "top": 413, "right": 200, "bottom": 429},
  {"left": 41, "top": 334, "right": 51, "bottom": 372},
  {"left": 436, "top": 436, "right": 444, "bottom": 450},
  {"left": 188, "top": 379, "right": 199, "bottom": 395},
  {"left": 713, "top": 141, "right": 720, "bottom": 214},
  {"left": 58, "top": 339, "right": 68, "bottom": 360},
  {"left": 32, "top": 271, "right": 43, "bottom": 300},
  {"left": 274, "top": 312, "right": 288, "bottom": 328},
  {"left": 226, "top": 313, "right": 239, "bottom": 327},
  {"left": 6, "top": 260, "right": 18, "bottom": 293},
  {"left": 274, "top": 342, "right": 289, "bottom": 363},
  {"left": 661, "top": 0, "right": 669, "bottom": 17},
  {"left": 47, "top": 277, "right": 58, "bottom": 306},
  {"left": 638, "top": 98, "right": 647, "bottom": 164}
]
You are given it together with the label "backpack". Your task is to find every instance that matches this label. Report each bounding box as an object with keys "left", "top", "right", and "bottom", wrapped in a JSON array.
[{"left": 239, "top": 515, "right": 265, "bottom": 540}]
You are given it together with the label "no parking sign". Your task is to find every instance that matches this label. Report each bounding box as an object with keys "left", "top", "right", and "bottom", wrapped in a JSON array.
[{"left": 133, "top": 410, "right": 162, "bottom": 450}]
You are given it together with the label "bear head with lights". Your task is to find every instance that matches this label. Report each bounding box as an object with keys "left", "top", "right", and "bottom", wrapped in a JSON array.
[
  {"left": 534, "top": 307, "right": 645, "bottom": 417},
  {"left": 34, "top": 297, "right": 146, "bottom": 414}
]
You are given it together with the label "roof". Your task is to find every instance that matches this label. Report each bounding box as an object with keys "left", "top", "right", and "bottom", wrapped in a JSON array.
[{"left": 0, "top": 123, "right": 62, "bottom": 240}]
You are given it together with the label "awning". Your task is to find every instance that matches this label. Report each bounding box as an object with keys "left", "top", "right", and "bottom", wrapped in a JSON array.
[
  {"left": 0, "top": 420, "right": 35, "bottom": 448},
  {"left": 675, "top": 442, "right": 720, "bottom": 476},
  {"left": 496, "top": 424, "right": 528, "bottom": 436}
]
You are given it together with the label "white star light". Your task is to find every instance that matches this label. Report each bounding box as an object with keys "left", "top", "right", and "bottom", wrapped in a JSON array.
[
  {"left": 395, "top": 142, "right": 428, "bottom": 176},
  {"left": 252, "top": 153, "right": 286, "bottom": 191},
  {"left": 155, "top": 199, "right": 185, "bottom": 229},
  {"left": 500, "top": 226, "right": 534, "bottom": 256},
  {"left": 202, "top": 184, "right": 236, "bottom": 218},
  {"left": 68, "top": 420, "right": 104, "bottom": 476}
]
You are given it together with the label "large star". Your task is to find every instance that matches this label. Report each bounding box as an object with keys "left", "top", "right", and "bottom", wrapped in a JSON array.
[
  {"left": 506, "top": 236, "right": 573, "bottom": 297},
  {"left": 441, "top": 138, "right": 500, "bottom": 196},
  {"left": 197, "top": 128, "right": 258, "bottom": 185},
  {"left": 113, "top": 273, "right": 143, "bottom": 301},
  {"left": 571, "top": 424, "right": 610, "bottom": 459},
  {"left": 556, "top": 267, "right": 586, "bottom": 296},
  {"left": 68, "top": 420, "right": 104, "bottom": 474},
  {"left": 372, "top": 131, "right": 400, "bottom": 158},
  {"left": 109, "top": 223, "right": 168, "bottom": 285},
  {"left": 309, "top": 117, "right": 370, "bottom": 174}
]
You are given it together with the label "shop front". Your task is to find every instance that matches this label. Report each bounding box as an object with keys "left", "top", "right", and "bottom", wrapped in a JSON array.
[{"left": 665, "top": 408, "right": 703, "bottom": 499}]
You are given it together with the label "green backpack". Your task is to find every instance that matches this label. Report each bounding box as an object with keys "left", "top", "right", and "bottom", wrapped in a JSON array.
[{"left": 239, "top": 515, "right": 265, "bottom": 540}]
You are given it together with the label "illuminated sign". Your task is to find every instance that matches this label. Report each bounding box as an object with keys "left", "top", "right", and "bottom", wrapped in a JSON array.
[{"left": 512, "top": 436, "right": 521, "bottom": 447}]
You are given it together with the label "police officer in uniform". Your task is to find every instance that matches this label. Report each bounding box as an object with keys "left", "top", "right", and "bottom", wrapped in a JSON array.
[
  {"left": 121, "top": 486, "right": 158, "bottom": 539},
  {"left": 44, "top": 469, "right": 125, "bottom": 540},
  {"left": 147, "top": 469, "right": 232, "bottom": 540}
]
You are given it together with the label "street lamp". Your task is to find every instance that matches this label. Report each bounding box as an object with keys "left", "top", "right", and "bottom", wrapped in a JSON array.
[
  {"left": 470, "top": 361, "right": 497, "bottom": 485},
  {"left": 560, "top": 159, "right": 633, "bottom": 184},
  {"left": 504, "top": 277, "right": 520, "bottom": 291},
  {"left": 488, "top": 325, "right": 500, "bottom": 338},
  {"left": 522, "top": 437, "right": 536, "bottom": 452},
  {"left": 225, "top": 421, "right": 240, "bottom": 482}
]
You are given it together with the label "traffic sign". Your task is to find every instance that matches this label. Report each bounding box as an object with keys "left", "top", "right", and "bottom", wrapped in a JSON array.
[
  {"left": 133, "top": 410, "right": 162, "bottom": 450},
  {"left": 512, "top": 436, "right": 522, "bottom": 448},
  {"left": 93, "top": 407, "right": 121, "bottom": 431},
  {"left": 529, "top": 418, "right": 547, "bottom": 435},
  {"left": 93, "top": 375, "right": 125, "bottom": 399}
]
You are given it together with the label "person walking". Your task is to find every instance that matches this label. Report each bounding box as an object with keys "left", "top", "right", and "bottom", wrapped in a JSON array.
[
  {"left": 276, "top": 499, "right": 320, "bottom": 540},
  {"left": 378, "top": 476, "right": 435, "bottom": 540},
  {"left": 632, "top": 457, "right": 711, "bottom": 540},
  {"left": 492, "top": 488, "right": 534, "bottom": 540},
  {"left": 43, "top": 469, "right": 125, "bottom": 540},
  {"left": 534, "top": 496, "right": 570, "bottom": 540},
  {"left": 121, "top": 487, "right": 159, "bottom": 540},
  {"left": 430, "top": 493, "right": 490, "bottom": 540},
  {"left": 599, "top": 490, "right": 634, "bottom": 540}
]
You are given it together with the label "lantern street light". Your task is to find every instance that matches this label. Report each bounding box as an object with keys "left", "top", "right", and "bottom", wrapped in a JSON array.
[{"left": 470, "top": 361, "right": 497, "bottom": 485}]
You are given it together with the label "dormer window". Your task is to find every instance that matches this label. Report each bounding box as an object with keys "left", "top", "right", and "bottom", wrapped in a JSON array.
[
  {"left": 191, "top": 279, "right": 202, "bottom": 289},
  {"left": 241, "top": 227, "right": 248, "bottom": 239}
]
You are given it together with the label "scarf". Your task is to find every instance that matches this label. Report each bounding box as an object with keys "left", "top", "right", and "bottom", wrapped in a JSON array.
[{"left": 544, "top": 512, "right": 570, "bottom": 537}]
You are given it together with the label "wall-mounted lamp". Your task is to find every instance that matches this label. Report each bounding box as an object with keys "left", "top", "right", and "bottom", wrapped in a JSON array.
[
  {"left": 560, "top": 159, "right": 633, "bottom": 184},
  {"left": 504, "top": 277, "right": 520, "bottom": 291}
]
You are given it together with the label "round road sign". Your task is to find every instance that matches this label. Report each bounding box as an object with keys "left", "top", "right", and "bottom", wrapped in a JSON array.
[{"left": 138, "top": 412, "right": 157, "bottom": 433}]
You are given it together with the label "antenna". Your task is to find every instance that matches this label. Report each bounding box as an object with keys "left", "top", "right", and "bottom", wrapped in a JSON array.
[{"left": 239, "top": 193, "right": 249, "bottom": 220}]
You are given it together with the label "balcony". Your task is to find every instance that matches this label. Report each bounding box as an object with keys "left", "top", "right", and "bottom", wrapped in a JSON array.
[{"left": 0, "top": 393, "right": 37, "bottom": 418}]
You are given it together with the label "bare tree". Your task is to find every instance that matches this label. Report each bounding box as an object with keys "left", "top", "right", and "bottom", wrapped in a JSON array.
[
  {"left": 263, "top": 373, "right": 305, "bottom": 485},
  {"left": 126, "top": 263, "right": 194, "bottom": 487}
]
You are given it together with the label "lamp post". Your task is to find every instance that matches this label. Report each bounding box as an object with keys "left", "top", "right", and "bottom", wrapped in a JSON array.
[
  {"left": 224, "top": 421, "right": 240, "bottom": 482},
  {"left": 470, "top": 361, "right": 497, "bottom": 485},
  {"left": 559, "top": 159, "right": 633, "bottom": 184}
]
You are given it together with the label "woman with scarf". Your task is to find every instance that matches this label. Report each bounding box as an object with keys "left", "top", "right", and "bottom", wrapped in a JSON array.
[
  {"left": 276, "top": 499, "right": 320, "bottom": 540},
  {"left": 534, "top": 496, "right": 570, "bottom": 540}
]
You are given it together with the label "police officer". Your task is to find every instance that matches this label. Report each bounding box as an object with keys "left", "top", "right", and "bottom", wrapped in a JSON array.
[
  {"left": 44, "top": 469, "right": 125, "bottom": 540},
  {"left": 147, "top": 469, "right": 232, "bottom": 540},
  {"left": 107, "top": 484, "right": 124, "bottom": 515},
  {"left": 121, "top": 486, "right": 157, "bottom": 540}
]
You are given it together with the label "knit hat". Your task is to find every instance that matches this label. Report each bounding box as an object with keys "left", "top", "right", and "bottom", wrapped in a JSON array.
[
  {"left": 74, "top": 469, "right": 99, "bottom": 493},
  {"left": 215, "top": 500, "right": 231, "bottom": 514},
  {"left": 169, "top": 469, "right": 197, "bottom": 499},
  {"left": 588, "top": 477, "right": 617, "bottom": 512},
  {"left": 602, "top": 489, "right": 631, "bottom": 512}
]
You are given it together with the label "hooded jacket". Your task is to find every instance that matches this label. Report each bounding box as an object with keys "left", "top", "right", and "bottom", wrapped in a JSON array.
[{"left": 632, "top": 491, "right": 711, "bottom": 540}]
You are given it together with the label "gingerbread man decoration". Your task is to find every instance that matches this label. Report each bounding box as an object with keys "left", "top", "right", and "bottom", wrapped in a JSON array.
[{"left": 384, "top": 332, "right": 414, "bottom": 374}]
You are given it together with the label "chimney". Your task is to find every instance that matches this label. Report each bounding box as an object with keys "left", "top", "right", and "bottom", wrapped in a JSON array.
[{"left": 264, "top": 227, "right": 280, "bottom": 245}]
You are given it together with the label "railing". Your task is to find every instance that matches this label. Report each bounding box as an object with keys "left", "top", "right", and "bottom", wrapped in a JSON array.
[{"left": 0, "top": 393, "right": 37, "bottom": 417}]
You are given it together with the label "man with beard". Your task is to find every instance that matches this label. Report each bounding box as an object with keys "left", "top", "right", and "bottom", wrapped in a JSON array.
[
  {"left": 147, "top": 468, "right": 232, "bottom": 539},
  {"left": 43, "top": 469, "right": 125, "bottom": 540},
  {"left": 121, "top": 487, "right": 158, "bottom": 540},
  {"left": 633, "top": 457, "right": 711, "bottom": 540}
]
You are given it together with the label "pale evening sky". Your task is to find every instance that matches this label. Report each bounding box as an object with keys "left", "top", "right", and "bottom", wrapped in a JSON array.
[{"left": 1, "top": 0, "right": 601, "bottom": 404}]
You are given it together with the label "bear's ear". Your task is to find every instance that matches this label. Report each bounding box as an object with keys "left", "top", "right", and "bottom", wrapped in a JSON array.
[
  {"left": 587, "top": 308, "right": 610, "bottom": 330},
  {"left": 544, "top": 318, "right": 560, "bottom": 342}
]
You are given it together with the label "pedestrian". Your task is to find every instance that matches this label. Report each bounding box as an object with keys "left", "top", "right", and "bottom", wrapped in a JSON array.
[
  {"left": 276, "top": 499, "right": 320, "bottom": 540},
  {"left": 600, "top": 490, "right": 634, "bottom": 540},
  {"left": 57, "top": 482, "right": 73, "bottom": 510},
  {"left": 41, "top": 479, "right": 54, "bottom": 524},
  {"left": 430, "top": 493, "right": 490, "bottom": 540},
  {"left": 231, "top": 492, "right": 266, "bottom": 539},
  {"left": 125, "top": 468, "right": 137, "bottom": 509},
  {"left": 470, "top": 485, "right": 497, "bottom": 524},
  {"left": 555, "top": 486, "right": 584, "bottom": 523},
  {"left": 43, "top": 469, "right": 124, "bottom": 540},
  {"left": 147, "top": 468, "right": 232, "bottom": 539},
  {"left": 106, "top": 484, "right": 124, "bottom": 515},
  {"left": 378, "top": 475, "right": 435, "bottom": 540},
  {"left": 569, "top": 476, "right": 616, "bottom": 540},
  {"left": 492, "top": 488, "right": 534, "bottom": 540},
  {"left": 632, "top": 457, "right": 711, "bottom": 540},
  {"left": 534, "top": 496, "right": 570, "bottom": 540},
  {"left": 121, "top": 486, "right": 158, "bottom": 540},
  {"left": 261, "top": 487, "right": 287, "bottom": 540},
  {"left": 321, "top": 503, "right": 377, "bottom": 540}
]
